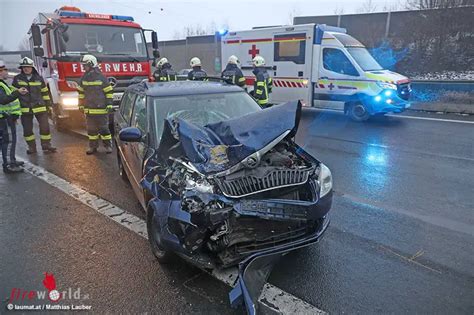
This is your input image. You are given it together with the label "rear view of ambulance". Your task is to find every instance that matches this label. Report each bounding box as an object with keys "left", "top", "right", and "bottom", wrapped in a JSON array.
[{"left": 222, "top": 24, "right": 411, "bottom": 121}]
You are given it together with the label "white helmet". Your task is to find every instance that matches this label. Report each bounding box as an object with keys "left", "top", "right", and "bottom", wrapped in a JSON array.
[
  {"left": 252, "top": 55, "right": 265, "bottom": 67},
  {"left": 228, "top": 55, "right": 240, "bottom": 65},
  {"left": 19, "top": 57, "right": 35, "bottom": 68},
  {"left": 190, "top": 57, "right": 201, "bottom": 67},
  {"left": 81, "top": 54, "right": 98, "bottom": 68},
  {"left": 157, "top": 57, "right": 169, "bottom": 69}
]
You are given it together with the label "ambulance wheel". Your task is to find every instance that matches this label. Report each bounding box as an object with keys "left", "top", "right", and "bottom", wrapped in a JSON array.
[
  {"left": 147, "top": 205, "right": 175, "bottom": 264},
  {"left": 348, "top": 102, "right": 370, "bottom": 122}
]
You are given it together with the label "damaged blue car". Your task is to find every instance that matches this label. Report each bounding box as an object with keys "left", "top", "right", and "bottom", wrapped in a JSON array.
[{"left": 114, "top": 81, "right": 333, "bottom": 314}]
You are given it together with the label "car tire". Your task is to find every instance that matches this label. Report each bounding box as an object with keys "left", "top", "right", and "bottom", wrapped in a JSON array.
[
  {"left": 348, "top": 102, "right": 370, "bottom": 122},
  {"left": 116, "top": 149, "right": 129, "bottom": 183},
  {"left": 52, "top": 106, "right": 68, "bottom": 132},
  {"left": 147, "top": 206, "right": 175, "bottom": 264}
]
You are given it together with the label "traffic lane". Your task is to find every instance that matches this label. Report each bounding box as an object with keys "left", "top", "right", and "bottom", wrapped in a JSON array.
[
  {"left": 15, "top": 128, "right": 144, "bottom": 219},
  {"left": 297, "top": 109, "right": 474, "bottom": 160},
  {"left": 269, "top": 197, "right": 474, "bottom": 314},
  {"left": 0, "top": 173, "right": 238, "bottom": 314},
  {"left": 296, "top": 109, "right": 474, "bottom": 225}
]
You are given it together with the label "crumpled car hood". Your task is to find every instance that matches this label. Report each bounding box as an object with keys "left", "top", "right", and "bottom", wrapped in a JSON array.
[{"left": 160, "top": 101, "right": 302, "bottom": 174}]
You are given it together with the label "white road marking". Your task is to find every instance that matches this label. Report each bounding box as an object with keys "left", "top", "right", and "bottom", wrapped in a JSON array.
[
  {"left": 20, "top": 159, "right": 326, "bottom": 315},
  {"left": 386, "top": 114, "right": 474, "bottom": 124}
]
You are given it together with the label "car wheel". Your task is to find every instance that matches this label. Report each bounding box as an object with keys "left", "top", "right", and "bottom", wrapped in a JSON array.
[
  {"left": 147, "top": 206, "right": 175, "bottom": 263},
  {"left": 52, "top": 107, "right": 68, "bottom": 132},
  {"left": 348, "top": 102, "right": 370, "bottom": 122},
  {"left": 116, "top": 149, "right": 129, "bottom": 182}
]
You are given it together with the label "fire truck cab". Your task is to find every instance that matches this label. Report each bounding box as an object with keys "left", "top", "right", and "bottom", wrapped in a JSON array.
[
  {"left": 222, "top": 24, "right": 411, "bottom": 121},
  {"left": 29, "top": 6, "right": 159, "bottom": 130}
]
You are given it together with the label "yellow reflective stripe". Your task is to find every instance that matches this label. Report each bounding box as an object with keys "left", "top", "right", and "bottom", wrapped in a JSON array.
[
  {"left": 238, "top": 77, "right": 246, "bottom": 82},
  {"left": 76, "top": 86, "right": 84, "bottom": 91},
  {"left": 102, "top": 86, "right": 113, "bottom": 92},
  {"left": 42, "top": 95, "right": 51, "bottom": 100},
  {"left": 17, "top": 81, "right": 28, "bottom": 86},
  {"left": 256, "top": 82, "right": 265, "bottom": 86},
  {"left": 24, "top": 135, "right": 36, "bottom": 141},
  {"left": 88, "top": 134, "right": 99, "bottom": 140},
  {"left": 258, "top": 99, "right": 268, "bottom": 105},
  {"left": 87, "top": 109, "right": 108, "bottom": 114},
  {"left": 78, "top": 94, "right": 85, "bottom": 99},
  {"left": 100, "top": 134, "right": 112, "bottom": 140},
  {"left": 21, "top": 108, "right": 30, "bottom": 113},
  {"left": 82, "top": 80, "right": 103, "bottom": 86},
  {"left": 28, "top": 81, "right": 42, "bottom": 86},
  {"left": 40, "top": 134, "right": 52, "bottom": 140},
  {"left": 255, "top": 90, "right": 263, "bottom": 95},
  {"left": 32, "top": 106, "right": 47, "bottom": 113},
  {"left": 105, "top": 94, "right": 113, "bottom": 99},
  {"left": 41, "top": 87, "right": 49, "bottom": 93},
  {"left": 106, "top": 105, "right": 113, "bottom": 109}
]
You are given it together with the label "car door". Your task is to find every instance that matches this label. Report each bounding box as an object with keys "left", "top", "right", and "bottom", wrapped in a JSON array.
[
  {"left": 115, "top": 90, "right": 136, "bottom": 175},
  {"left": 315, "top": 47, "right": 360, "bottom": 110},
  {"left": 128, "top": 94, "right": 149, "bottom": 207}
]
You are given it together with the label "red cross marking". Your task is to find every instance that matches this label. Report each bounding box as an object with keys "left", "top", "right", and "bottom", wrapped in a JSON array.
[{"left": 248, "top": 45, "right": 260, "bottom": 58}]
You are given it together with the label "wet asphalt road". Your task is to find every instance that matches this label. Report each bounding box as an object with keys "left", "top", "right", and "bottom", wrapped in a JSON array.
[{"left": 1, "top": 110, "right": 473, "bottom": 314}]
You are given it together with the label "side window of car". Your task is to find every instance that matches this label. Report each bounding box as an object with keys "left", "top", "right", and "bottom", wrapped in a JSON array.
[
  {"left": 120, "top": 92, "right": 136, "bottom": 124},
  {"left": 323, "top": 48, "right": 359, "bottom": 76},
  {"left": 131, "top": 95, "right": 147, "bottom": 133}
]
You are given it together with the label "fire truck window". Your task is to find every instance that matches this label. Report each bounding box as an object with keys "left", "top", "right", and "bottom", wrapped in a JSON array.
[
  {"left": 323, "top": 48, "right": 359, "bottom": 77},
  {"left": 57, "top": 24, "right": 147, "bottom": 57},
  {"left": 131, "top": 95, "right": 147, "bottom": 133},
  {"left": 274, "top": 33, "right": 306, "bottom": 64},
  {"left": 120, "top": 92, "right": 136, "bottom": 125}
]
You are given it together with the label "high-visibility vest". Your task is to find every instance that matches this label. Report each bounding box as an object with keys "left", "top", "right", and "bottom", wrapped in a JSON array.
[{"left": 0, "top": 81, "right": 22, "bottom": 118}]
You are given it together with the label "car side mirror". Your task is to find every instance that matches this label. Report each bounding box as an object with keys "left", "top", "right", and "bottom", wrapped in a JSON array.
[{"left": 119, "top": 127, "right": 142, "bottom": 142}]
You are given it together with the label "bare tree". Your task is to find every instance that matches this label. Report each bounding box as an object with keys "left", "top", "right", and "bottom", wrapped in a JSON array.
[
  {"left": 172, "top": 21, "right": 230, "bottom": 39},
  {"left": 18, "top": 36, "right": 30, "bottom": 51},
  {"left": 333, "top": 6, "right": 345, "bottom": 15},
  {"left": 405, "top": 0, "right": 471, "bottom": 9},
  {"left": 287, "top": 7, "right": 301, "bottom": 24},
  {"left": 357, "top": 0, "right": 378, "bottom": 13}
]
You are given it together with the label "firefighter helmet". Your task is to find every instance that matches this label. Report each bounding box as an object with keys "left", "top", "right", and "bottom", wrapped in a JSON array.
[
  {"left": 81, "top": 54, "right": 98, "bottom": 68},
  {"left": 190, "top": 57, "right": 201, "bottom": 67},
  {"left": 252, "top": 55, "right": 265, "bottom": 67},
  {"left": 157, "top": 57, "right": 169, "bottom": 69},
  {"left": 19, "top": 57, "right": 35, "bottom": 68},
  {"left": 228, "top": 55, "right": 240, "bottom": 65}
]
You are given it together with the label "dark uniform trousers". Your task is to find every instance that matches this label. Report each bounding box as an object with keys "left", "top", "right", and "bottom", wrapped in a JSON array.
[
  {"left": 86, "top": 114, "right": 111, "bottom": 148},
  {"left": 0, "top": 116, "right": 18, "bottom": 165},
  {"left": 21, "top": 112, "right": 51, "bottom": 148}
]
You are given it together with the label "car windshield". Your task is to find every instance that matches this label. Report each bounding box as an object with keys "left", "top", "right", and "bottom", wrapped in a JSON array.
[
  {"left": 347, "top": 47, "right": 383, "bottom": 71},
  {"left": 151, "top": 92, "right": 262, "bottom": 142},
  {"left": 57, "top": 24, "right": 147, "bottom": 57}
]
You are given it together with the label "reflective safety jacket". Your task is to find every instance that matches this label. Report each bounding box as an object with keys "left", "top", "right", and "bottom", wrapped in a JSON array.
[
  {"left": 77, "top": 68, "right": 113, "bottom": 115},
  {"left": 221, "top": 64, "right": 246, "bottom": 88},
  {"left": 0, "top": 79, "right": 22, "bottom": 118},
  {"left": 153, "top": 64, "right": 178, "bottom": 82},
  {"left": 252, "top": 67, "right": 273, "bottom": 107},
  {"left": 12, "top": 71, "right": 51, "bottom": 114},
  {"left": 188, "top": 67, "right": 208, "bottom": 81}
]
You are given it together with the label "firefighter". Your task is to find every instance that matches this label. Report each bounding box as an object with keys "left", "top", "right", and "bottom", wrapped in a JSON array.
[
  {"left": 251, "top": 55, "right": 273, "bottom": 108},
  {"left": 187, "top": 57, "right": 208, "bottom": 81},
  {"left": 77, "top": 54, "right": 114, "bottom": 155},
  {"left": 12, "top": 57, "right": 57, "bottom": 154},
  {"left": 0, "top": 60, "right": 28, "bottom": 173},
  {"left": 221, "top": 55, "right": 246, "bottom": 88},
  {"left": 153, "top": 58, "right": 178, "bottom": 82}
]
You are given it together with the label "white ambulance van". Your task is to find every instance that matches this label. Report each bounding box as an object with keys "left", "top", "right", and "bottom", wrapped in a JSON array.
[{"left": 221, "top": 24, "right": 411, "bottom": 121}]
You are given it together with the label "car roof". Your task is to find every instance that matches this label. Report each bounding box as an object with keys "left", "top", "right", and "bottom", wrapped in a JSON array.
[{"left": 128, "top": 80, "right": 245, "bottom": 97}]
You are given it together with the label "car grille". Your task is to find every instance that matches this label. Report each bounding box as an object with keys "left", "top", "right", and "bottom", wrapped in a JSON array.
[{"left": 216, "top": 167, "right": 313, "bottom": 198}]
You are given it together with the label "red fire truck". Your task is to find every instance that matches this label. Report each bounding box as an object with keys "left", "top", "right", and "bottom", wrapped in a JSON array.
[{"left": 29, "top": 6, "right": 159, "bottom": 130}]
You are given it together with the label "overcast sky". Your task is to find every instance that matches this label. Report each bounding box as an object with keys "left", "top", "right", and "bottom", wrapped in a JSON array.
[{"left": 0, "top": 0, "right": 403, "bottom": 50}]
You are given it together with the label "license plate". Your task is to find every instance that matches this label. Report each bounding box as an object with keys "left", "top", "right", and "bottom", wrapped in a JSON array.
[{"left": 113, "top": 93, "right": 123, "bottom": 102}]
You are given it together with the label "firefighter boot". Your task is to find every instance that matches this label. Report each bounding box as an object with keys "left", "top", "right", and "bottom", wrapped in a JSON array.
[
  {"left": 26, "top": 142, "right": 37, "bottom": 155},
  {"left": 42, "top": 143, "right": 57, "bottom": 153}
]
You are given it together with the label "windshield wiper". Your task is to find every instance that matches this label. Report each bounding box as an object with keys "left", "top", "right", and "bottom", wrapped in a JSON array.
[{"left": 99, "top": 53, "right": 142, "bottom": 62}]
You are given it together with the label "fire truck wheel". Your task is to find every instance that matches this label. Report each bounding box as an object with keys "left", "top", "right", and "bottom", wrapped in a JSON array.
[{"left": 348, "top": 102, "right": 370, "bottom": 122}]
